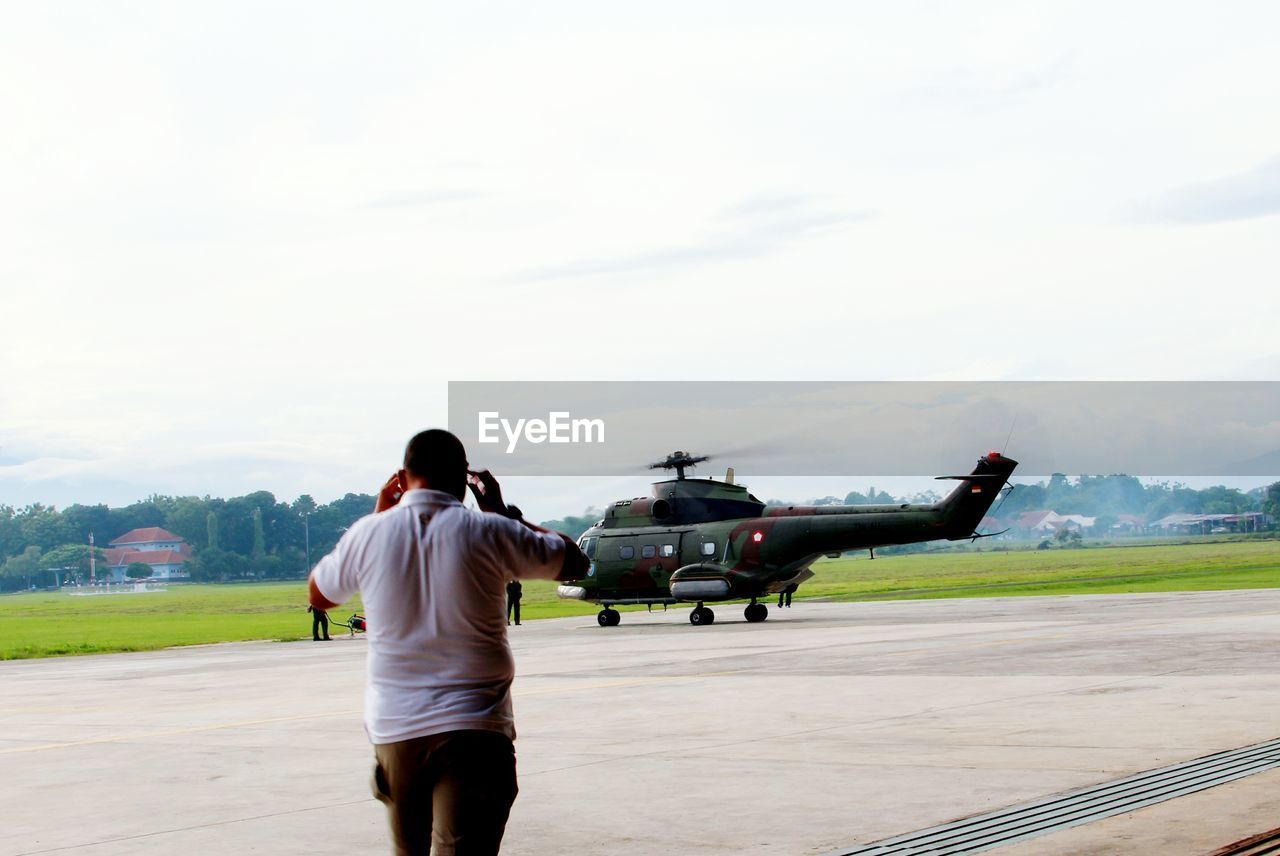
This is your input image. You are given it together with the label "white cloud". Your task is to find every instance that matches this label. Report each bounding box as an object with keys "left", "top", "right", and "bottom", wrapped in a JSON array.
[
  {"left": 2, "top": 0, "right": 1278, "bottom": 511},
  {"left": 515, "top": 197, "right": 874, "bottom": 281},
  {"left": 1135, "top": 156, "right": 1280, "bottom": 224}
]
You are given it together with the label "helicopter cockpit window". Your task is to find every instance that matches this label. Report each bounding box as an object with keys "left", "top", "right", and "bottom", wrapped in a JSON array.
[
  {"left": 700, "top": 541, "right": 716, "bottom": 557},
  {"left": 660, "top": 544, "right": 675, "bottom": 557},
  {"left": 641, "top": 545, "right": 656, "bottom": 559},
  {"left": 619, "top": 545, "right": 635, "bottom": 560},
  {"left": 579, "top": 537, "right": 597, "bottom": 559}
]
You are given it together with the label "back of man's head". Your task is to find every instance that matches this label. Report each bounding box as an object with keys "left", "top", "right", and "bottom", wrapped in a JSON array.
[{"left": 404, "top": 429, "right": 468, "bottom": 500}]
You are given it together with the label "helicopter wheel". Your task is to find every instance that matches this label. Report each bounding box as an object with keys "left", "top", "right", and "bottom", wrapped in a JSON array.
[
  {"left": 597, "top": 608, "right": 621, "bottom": 627},
  {"left": 689, "top": 606, "right": 715, "bottom": 626},
  {"left": 744, "top": 602, "right": 768, "bottom": 623}
]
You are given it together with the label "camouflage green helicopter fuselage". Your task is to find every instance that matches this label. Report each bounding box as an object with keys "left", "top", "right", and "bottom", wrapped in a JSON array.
[{"left": 558, "top": 451, "right": 1018, "bottom": 626}]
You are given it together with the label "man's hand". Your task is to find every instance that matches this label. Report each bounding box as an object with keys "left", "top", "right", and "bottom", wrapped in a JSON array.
[
  {"left": 557, "top": 535, "right": 591, "bottom": 582},
  {"left": 375, "top": 471, "right": 405, "bottom": 513},
  {"left": 467, "top": 469, "right": 508, "bottom": 515}
]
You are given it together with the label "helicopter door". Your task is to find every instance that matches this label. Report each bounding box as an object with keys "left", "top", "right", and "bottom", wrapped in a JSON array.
[
  {"left": 650, "top": 534, "right": 682, "bottom": 588},
  {"left": 598, "top": 535, "right": 646, "bottom": 594}
]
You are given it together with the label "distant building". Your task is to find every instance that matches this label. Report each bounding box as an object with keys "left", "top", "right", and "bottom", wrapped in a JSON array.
[
  {"left": 104, "top": 527, "right": 192, "bottom": 581},
  {"left": 1149, "top": 512, "right": 1265, "bottom": 535},
  {"left": 1110, "top": 514, "right": 1146, "bottom": 535},
  {"left": 1013, "top": 510, "right": 1098, "bottom": 538},
  {"left": 972, "top": 516, "right": 1013, "bottom": 540},
  {"left": 1014, "top": 510, "right": 1056, "bottom": 534},
  {"left": 1055, "top": 514, "right": 1097, "bottom": 531}
]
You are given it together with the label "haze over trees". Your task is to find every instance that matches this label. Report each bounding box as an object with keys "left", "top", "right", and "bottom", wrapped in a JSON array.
[
  {"left": 539, "top": 476, "right": 1274, "bottom": 543},
  {"left": 1265, "top": 482, "right": 1280, "bottom": 524},
  {"left": 0, "top": 475, "right": 1274, "bottom": 591},
  {"left": 995, "top": 474, "right": 1268, "bottom": 534},
  {"left": 538, "top": 509, "right": 606, "bottom": 542}
]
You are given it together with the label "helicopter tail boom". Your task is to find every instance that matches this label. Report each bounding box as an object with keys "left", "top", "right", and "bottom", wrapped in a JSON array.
[{"left": 936, "top": 451, "right": 1018, "bottom": 539}]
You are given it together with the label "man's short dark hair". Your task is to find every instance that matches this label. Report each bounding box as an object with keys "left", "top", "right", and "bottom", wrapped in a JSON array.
[{"left": 404, "top": 429, "right": 467, "bottom": 483}]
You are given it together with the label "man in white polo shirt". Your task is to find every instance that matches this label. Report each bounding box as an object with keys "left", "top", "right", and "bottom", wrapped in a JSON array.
[{"left": 308, "top": 429, "right": 589, "bottom": 855}]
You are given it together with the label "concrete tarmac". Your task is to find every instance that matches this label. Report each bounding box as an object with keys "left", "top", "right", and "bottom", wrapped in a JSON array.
[{"left": 2, "top": 589, "right": 1279, "bottom": 855}]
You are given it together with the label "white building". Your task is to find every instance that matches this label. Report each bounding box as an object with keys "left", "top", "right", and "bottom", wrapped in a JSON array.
[
  {"left": 104, "top": 527, "right": 192, "bottom": 580},
  {"left": 1014, "top": 510, "right": 1098, "bottom": 536}
]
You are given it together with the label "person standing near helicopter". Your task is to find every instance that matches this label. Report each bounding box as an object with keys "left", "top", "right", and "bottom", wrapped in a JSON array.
[
  {"left": 306, "top": 603, "right": 331, "bottom": 641},
  {"left": 506, "top": 578, "right": 523, "bottom": 626}
]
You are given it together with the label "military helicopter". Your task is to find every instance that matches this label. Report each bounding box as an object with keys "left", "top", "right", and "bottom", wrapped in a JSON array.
[{"left": 557, "top": 450, "right": 1017, "bottom": 627}]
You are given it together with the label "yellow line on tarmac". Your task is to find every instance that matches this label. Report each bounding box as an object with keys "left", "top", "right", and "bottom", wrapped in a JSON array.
[
  {"left": 516, "top": 672, "right": 737, "bottom": 696},
  {"left": 0, "top": 706, "right": 104, "bottom": 714},
  {"left": 0, "top": 710, "right": 362, "bottom": 755},
  {"left": 1, "top": 672, "right": 740, "bottom": 754},
  {"left": 890, "top": 632, "right": 1071, "bottom": 657}
]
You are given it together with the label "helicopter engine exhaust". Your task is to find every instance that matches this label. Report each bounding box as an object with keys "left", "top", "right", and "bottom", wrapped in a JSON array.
[{"left": 669, "top": 563, "right": 732, "bottom": 600}]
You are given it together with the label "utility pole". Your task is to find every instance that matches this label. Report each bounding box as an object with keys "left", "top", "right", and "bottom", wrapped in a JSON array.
[{"left": 89, "top": 532, "right": 96, "bottom": 584}]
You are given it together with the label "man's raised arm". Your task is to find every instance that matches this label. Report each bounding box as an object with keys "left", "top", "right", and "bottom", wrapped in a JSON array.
[
  {"left": 467, "top": 469, "right": 590, "bottom": 581},
  {"left": 308, "top": 492, "right": 372, "bottom": 610},
  {"left": 511, "top": 518, "right": 590, "bottom": 582}
]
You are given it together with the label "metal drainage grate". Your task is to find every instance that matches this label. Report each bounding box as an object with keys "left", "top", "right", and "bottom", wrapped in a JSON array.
[
  {"left": 1210, "top": 826, "right": 1280, "bottom": 856},
  {"left": 830, "top": 737, "right": 1280, "bottom": 855}
]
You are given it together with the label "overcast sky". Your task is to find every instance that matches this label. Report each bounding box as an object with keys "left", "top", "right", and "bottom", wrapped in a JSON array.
[{"left": 2, "top": 1, "right": 1278, "bottom": 520}]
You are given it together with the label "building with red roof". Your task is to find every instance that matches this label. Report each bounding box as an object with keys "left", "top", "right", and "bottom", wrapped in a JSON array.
[
  {"left": 105, "top": 527, "right": 192, "bottom": 580},
  {"left": 1013, "top": 510, "right": 1098, "bottom": 537}
]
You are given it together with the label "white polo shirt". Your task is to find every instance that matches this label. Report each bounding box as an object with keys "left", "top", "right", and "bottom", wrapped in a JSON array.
[{"left": 311, "top": 489, "right": 566, "bottom": 744}]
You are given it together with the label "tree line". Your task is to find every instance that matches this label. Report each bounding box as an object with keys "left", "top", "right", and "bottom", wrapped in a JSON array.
[
  {"left": 992, "top": 474, "right": 1276, "bottom": 528},
  {"left": 2, "top": 475, "right": 1277, "bottom": 591},
  {"left": 826, "top": 475, "right": 1275, "bottom": 527},
  {"left": 0, "top": 492, "right": 377, "bottom": 591}
]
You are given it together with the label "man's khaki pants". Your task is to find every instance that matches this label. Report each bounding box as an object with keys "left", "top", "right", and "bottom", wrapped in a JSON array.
[{"left": 372, "top": 730, "right": 518, "bottom": 856}]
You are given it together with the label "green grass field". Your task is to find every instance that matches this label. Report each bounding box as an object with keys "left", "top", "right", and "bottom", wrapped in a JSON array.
[{"left": 2, "top": 539, "right": 1277, "bottom": 659}]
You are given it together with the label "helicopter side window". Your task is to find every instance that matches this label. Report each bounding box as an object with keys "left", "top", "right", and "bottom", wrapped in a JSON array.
[
  {"left": 660, "top": 544, "right": 675, "bottom": 557},
  {"left": 700, "top": 541, "right": 716, "bottom": 557},
  {"left": 619, "top": 545, "right": 635, "bottom": 560},
  {"left": 641, "top": 545, "right": 656, "bottom": 559}
]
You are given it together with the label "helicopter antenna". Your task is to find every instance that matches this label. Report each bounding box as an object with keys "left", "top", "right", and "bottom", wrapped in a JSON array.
[
  {"left": 1002, "top": 414, "right": 1018, "bottom": 456},
  {"left": 649, "top": 451, "right": 710, "bottom": 480}
]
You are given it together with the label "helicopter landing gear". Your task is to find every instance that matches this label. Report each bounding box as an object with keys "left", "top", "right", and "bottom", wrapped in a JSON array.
[
  {"left": 597, "top": 608, "right": 621, "bottom": 627},
  {"left": 744, "top": 600, "right": 769, "bottom": 623},
  {"left": 689, "top": 604, "right": 716, "bottom": 626}
]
